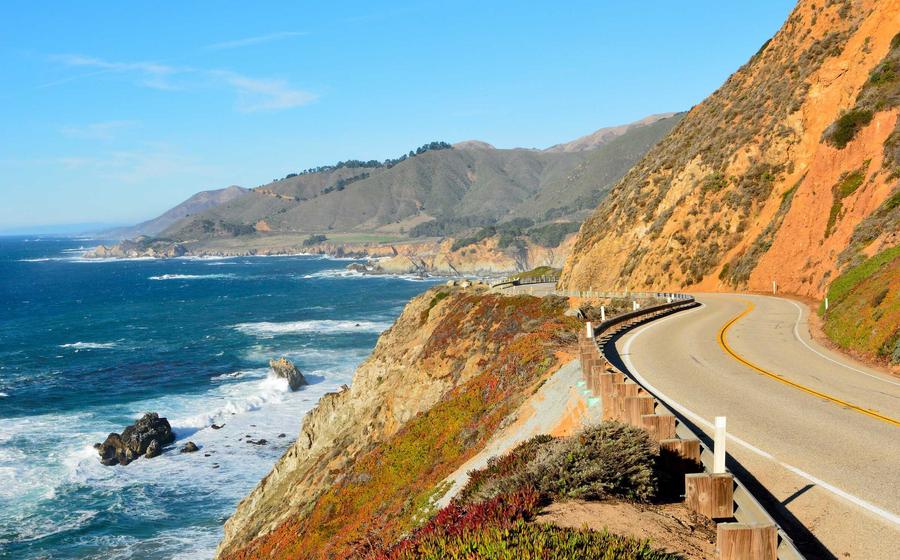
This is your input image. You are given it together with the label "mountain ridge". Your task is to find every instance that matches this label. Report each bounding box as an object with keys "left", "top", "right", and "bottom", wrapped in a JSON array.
[{"left": 103, "top": 185, "right": 248, "bottom": 239}]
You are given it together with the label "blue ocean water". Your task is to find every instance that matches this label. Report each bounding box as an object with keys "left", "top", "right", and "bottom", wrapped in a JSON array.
[{"left": 0, "top": 236, "right": 439, "bottom": 559}]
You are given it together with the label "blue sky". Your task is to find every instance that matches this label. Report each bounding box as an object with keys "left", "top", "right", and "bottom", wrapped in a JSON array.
[{"left": 0, "top": 1, "right": 795, "bottom": 230}]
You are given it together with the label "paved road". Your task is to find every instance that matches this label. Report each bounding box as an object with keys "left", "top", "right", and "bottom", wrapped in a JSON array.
[{"left": 610, "top": 293, "right": 900, "bottom": 560}]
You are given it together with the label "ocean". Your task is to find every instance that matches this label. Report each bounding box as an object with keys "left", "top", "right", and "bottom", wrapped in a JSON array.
[{"left": 0, "top": 236, "right": 439, "bottom": 559}]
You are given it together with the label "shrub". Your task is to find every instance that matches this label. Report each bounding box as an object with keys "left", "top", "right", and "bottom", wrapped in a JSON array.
[
  {"left": 534, "top": 422, "right": 658, "bottom": 502},
  {"left": 455, "top": 435, "right": 553, "bottom": 505},
  {"left": 825, "top": 109, "right": 874, "bottom": 148},
  {"left": 420, "top": 290, "right": 450, "bottom": 324},
  {"left": 455, "top": 422, "right": 659, "bottom": 507},
  {"left": 527, "top": 222, "right": 580, "bottom": 247},
  {"left": 302, "top": 234, "right": 328, "bottom": 246}
]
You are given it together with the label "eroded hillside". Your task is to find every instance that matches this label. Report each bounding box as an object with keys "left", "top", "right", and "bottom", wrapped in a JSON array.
[
  {"left": 560, "top": 0, "right": 899, "bottom": 300},
  {"left": 215, "top": 288, "right": 580, "bottom": 559}
]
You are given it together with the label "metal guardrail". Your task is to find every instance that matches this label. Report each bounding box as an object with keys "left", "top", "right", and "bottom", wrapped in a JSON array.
[
  {"left": 555, "top": 289, "right": 691, "bottom": 300},
  {"left": 586, "top": 296, "right": 805, "bottom": 560},
  {"left": 489, "top": 275, "right": 560, "bottom": 289}
]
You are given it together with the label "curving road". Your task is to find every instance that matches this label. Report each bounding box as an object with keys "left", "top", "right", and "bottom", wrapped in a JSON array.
[{"left": 609, "top": 293, "right": 900, "bottom": 560}]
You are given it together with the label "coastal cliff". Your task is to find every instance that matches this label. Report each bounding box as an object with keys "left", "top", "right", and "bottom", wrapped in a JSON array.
[
  {"left": 215, "top": 287, "right": 580, "bottom": 558},
  {"left": 87, "top": 234, "right": 576, "bottom": 276}
]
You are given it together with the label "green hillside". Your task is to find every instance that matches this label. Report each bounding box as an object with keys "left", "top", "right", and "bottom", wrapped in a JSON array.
[{"left": 160, "top": 114, "right": 683, "bottom": 242}]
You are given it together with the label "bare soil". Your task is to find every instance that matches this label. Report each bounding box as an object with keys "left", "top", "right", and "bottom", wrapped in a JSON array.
[{"left": 535, "top": 499, "right": 717, "bottom": 559}]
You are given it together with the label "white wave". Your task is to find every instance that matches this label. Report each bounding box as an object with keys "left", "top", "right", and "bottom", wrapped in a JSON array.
[
  {"left": 299, "top": 268, "right": 363, "bottom": 279},
  {"left": 17, "top": 257, "right": 54, "bottom": 262},
  {"left": 233, "top": 319, "right": 391, "bottom": 337},
  {"left": 300, "top": 268, "right": 433, "bottom": 282},
  {"left": 59, "top": 342, "right": 117, "bottom": 350},
  {"left": 0, "top": 392, "right": 7, "bottom": 398},
  {"left": 210, "top": 368, "right": 266, "bottom": 382},
  {"left": 172, "top": 374, "right": 292, "bottom": 431},
  {"left": 148, "top": 273, "right": 235, "bottom": 281}
]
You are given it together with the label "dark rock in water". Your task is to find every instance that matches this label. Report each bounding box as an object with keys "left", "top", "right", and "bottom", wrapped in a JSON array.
[
  {"left": 269, "top": 357, "right": 307, "bottom": 391},
  {"left": 246, "top": 438, "right": 268, "bottom": 445},
  {"left": 95, "top": 412, "right": 175, "bottom": 466},
  {"left": 211, "top": 423, "right": 223, "bottom": 430},
  {"left": 278, "top": 433, "right": 286, "bottom": 438},
  {"left": 145, "top": 439, "right": 161, "bottom": 458},
  {"left": 180, "top": 441, "right": 199, "bottom": 453}
]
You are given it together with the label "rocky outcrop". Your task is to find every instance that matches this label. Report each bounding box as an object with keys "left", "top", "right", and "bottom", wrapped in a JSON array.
[
  {"left": 180, "top": 441, "right": 200, "bottom": 453},
  {"left": 88, "top": 237, "right": 186, "bottom": 259},
  {"left": 269, "top": 358, "right": 307, "bottom": 391},
  {"left": 94, "top": 412, "right": 175, "bottom": 466},
  {"left": 84, "top": 233, "right": 577, "bottom": 277},
  {"left": 214, "top": 287, "right": 513, "bottom": 558},
  {"left": 560, "top": 0, "right": 899, "bottom": 299}
]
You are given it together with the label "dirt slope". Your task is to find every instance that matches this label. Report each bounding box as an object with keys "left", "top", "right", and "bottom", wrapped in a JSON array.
[{"left": 560, "top": 0, "right": 899, "bottom": 299}]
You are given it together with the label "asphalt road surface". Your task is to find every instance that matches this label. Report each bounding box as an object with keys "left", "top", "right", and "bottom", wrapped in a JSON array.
[{"left": 610, "top": 293, "right": 900, "bottom": 560}]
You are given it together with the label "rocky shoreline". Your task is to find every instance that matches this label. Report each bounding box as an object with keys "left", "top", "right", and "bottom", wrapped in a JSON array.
[{"left": 86, "top": 234, "right": 575, "bottom": 277}]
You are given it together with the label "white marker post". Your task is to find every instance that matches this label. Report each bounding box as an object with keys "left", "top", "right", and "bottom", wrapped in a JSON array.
[
  {"left": 600, "top": 306, "right": 606, "bottom": 322},
  {"left": 632, "top": 301, "right": 639, "bottom": 311},
  {"left": 585, "top": 321, "right": 594, "bottom": 339},
  {"left": 714, "top": 416, "right": 727, "bottom": 474},
  {"left": 773, "top": 280, "right": 777, "bottom": 295},
  {"left": 825, "top": 297, "right": 829, "bottom": 312}
]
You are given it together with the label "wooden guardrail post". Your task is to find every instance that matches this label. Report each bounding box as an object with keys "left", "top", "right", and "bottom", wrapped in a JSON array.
[
  {"left": 624, "top": 395, "right": 655, "bottom": 426},
  {"left": 640, "top": 414, "right": 676, "bottom": 441},
  {"left": 659, "top": 438, "right": 702, "bottom": 471},
  {"left": 717, "top": 523, "right": 777, "bottom": 560},
  {"left": 685, "top": 472, "right": 734, "bottom": 519},
  {"left": 596, "top": 371, "right": 623, "bottom": 398}
]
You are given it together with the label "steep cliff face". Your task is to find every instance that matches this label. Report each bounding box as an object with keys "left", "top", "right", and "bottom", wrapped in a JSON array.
[
  {"left": 216, "top": 288, "right": 578, "bottom": 558},
  {"left": 372, "top": 235, "right": 576, "bottom": 275},
  {"left": 560, "top": 0, "right": 899, "bottom": 299}
]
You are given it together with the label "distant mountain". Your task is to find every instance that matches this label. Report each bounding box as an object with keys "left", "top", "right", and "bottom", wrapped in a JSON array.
[
  {"left": 158, "top": 114, "right": 683, "bottom": 242},
  {"left": 104, "top": 186, "right": 247, "bottom": 239},
  {"left": 544, "top": 113, "right": 678, "bottom": 153},
  {"left": 452, "top": 140, "right": 495, "bottom": 150}
]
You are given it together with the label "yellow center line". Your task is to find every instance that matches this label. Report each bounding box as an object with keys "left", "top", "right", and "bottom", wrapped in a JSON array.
[{"left": 717, "top": 300, "right": 900, "bottom": 427}]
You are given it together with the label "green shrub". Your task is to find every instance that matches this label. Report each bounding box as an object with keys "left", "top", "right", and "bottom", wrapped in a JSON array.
[
  {"left": 527, "top": 222, "right": 580, "bottom": 247},
  {"left": 825, "top": 109, "right": 874, "bottom": 148},
  {"left": 822, "top": 245, "right": 900, "bottom": 311},
  {"left": 302, "top": 234, "right": 328, "bottom": 246},
  {"left": 455, "top": 422, "right": 659, "bottom": 507},
  {"left": 535, "top": 423, "right": 658, "bottom": 502}
]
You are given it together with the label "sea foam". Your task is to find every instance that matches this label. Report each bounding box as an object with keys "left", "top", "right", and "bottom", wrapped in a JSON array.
[
  {"left": 148, "top": 273, "right": 235, "bottom": 281},
  {"left": 59, "top": 342, "right": 117, "bottom": 350},
  {"left": 232, "top": 319, "right": 391, "bottom": 338}
]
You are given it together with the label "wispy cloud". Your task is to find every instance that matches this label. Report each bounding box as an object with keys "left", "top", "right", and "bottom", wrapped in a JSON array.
[
  {"left": 49, "top": 54, "right": 183, "bottom": 90},
  {"left": 205, "top": 31, "right": 307, "bottom": 51},
  {"left": 48, "top": 54, "right": 316, "bottom": 112},
  {"left": 212, "top": 70, "right": 317, "bottom": 112},
  {"left": 61, "top": 120, "right": 137, "bottom": 140}
]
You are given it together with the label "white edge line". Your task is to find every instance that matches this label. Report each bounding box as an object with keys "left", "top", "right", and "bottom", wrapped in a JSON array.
[
  {"left": 780, "top": 298, "right": 900, "bottom": 387},
  {"left": 618, "top": 305, "right": 900, "bottom": 527}
]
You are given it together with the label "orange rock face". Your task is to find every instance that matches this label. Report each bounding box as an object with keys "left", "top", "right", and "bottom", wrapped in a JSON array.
[{"left": 560, "top": 0, "right": 899, "bottom": 298}]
